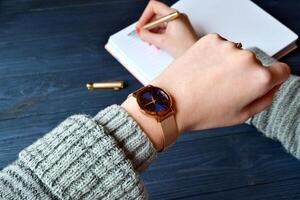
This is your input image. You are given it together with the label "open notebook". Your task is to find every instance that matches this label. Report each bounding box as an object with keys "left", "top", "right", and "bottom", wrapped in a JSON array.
[{"left": 105, "top": 0, "right": 298, "bottom": 85}]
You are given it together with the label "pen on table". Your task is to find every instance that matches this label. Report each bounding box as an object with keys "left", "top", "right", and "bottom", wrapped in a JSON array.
[
  {"left": 86, "top": 81, "right": 125, "bottom": 90},
  {"left": 129, "top": 10, "right": 181, "bottom": 35}
]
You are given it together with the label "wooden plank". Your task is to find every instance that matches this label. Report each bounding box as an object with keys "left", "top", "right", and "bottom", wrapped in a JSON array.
[
  {"left": 176, "top": 178, "right": 300, "bottom": 200},
  {"left": 143, "top": 131, "right": 300, "bottom": 199}
]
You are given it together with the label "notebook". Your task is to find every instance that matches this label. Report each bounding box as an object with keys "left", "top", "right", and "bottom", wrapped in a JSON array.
[{"left": 105, "top": 0, "right": 298, "bottom": 85}]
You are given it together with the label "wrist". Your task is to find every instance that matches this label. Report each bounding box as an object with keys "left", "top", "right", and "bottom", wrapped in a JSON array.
[
  {"left": 121, "top": 83, "right": 184, "bottom": 151},
  {"left": 150, "top": 80, "right": 187, "bottom": 133},
  {"left": 121, "top": 97, "right": 165, "bottom": 151},
  {"left": 174, "top": 36, "right": 199, "bottom": 59}
]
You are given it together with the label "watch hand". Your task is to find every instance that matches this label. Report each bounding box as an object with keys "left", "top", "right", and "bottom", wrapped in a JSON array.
[{"left": 144, "top": 100, "right": 155, "bottom": 107}]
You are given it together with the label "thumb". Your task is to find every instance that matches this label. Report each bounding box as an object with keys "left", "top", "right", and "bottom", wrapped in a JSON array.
[
  {"left": 267, "top": 62, "right": 291, "bottom": 89},
  {"left": 243, "top": 84, "right": 280, "bottom": 117},
  {"left": 139, "top": 29, "right": 165, "bottom": 48}
]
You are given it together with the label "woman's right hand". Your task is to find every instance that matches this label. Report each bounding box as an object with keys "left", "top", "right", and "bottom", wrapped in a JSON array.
[{"left": 136, "top": 0, "right": 198, "bottom": 58}]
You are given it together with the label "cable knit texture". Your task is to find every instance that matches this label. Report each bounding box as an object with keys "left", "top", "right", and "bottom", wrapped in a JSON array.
[
  {"left": 247, "top": 47, "right": 300, "bottom": 159},
  {"left": 0, "top": 105, "right": 156, "bottom": 200}
]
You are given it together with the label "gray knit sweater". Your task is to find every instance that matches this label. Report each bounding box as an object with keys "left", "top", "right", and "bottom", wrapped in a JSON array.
[
  {"left": 0, "top": 48, "right": 299, "bottom": 199},
  {"left": 0, "top": 106, "right": 156, "bottom": 199}
]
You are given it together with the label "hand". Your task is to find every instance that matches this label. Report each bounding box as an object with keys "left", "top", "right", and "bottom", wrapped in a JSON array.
[
  {"left": 151, "top": 34, "right": 291, "bottom": 132},
  {"left": 122, "top": 34, "right": 290, "bottom": 151},
  {"left": 136, "top": 0, "right": 198, "bottom": 58}
]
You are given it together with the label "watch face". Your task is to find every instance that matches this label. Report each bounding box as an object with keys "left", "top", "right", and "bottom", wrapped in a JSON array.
[{"left": 137, "top": 86, "right": 171, "bottom": 117}]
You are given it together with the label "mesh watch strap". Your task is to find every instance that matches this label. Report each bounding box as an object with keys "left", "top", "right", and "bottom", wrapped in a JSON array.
[{"left": 161, "top": 115, "right": 178, "bottom": 150}]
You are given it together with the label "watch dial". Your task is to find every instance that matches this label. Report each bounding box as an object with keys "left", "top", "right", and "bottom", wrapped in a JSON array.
[{"left": 139, "top": 86, "right": 171, "bottom": 116}]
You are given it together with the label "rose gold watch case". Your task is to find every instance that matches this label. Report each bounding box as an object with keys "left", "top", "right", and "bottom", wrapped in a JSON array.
[{"left": 130, "top": 85, "right": 175, "bottom": 122}]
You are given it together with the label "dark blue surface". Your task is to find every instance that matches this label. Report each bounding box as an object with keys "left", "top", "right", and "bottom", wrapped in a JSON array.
[{"left": 0, "top": 0, "right": 300, "bottom": 199}]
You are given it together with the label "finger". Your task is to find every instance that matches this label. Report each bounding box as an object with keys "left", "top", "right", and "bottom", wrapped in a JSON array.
[
  {"left": 139, "top": 29, "right": 164, "bottom": 48},
  {"left": 157, "top": 27, "right": 166, "bottom": 34},
  {"left": 151, "top": 26, "right": 166, "bottom": 34},
  {"left": 267, "top": 62, "right": 291, "bottom": 88},
  {"left": 137, "top": 1, "right": 175, "bottom": 28},
  {"left": 244, "top": 85, "right": 280, "bottom": 117}
]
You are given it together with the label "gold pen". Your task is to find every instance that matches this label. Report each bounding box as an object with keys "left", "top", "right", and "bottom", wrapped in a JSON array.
[
  {"left": 142, "top": 10, "right": 181, "bottom": 30},
  {"left": 129, "top": 10, "right": 181, "bottom": 35},
  {"left": 86, "top": 81, "right": 125, "bottom": 90}
]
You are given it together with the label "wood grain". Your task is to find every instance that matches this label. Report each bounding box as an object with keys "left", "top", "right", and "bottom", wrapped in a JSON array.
[{"left": 0, "top": 0, "right": 300, "bottom": 199}]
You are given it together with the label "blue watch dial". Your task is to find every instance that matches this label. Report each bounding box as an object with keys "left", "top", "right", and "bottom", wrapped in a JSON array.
[{"left": 138, "top": 86, "right": 171, "bottom": 116}]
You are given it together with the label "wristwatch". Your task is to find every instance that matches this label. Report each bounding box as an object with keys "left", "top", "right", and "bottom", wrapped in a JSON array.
[{"left": 129, "top": 85, "right": 179, "bottom": 151}]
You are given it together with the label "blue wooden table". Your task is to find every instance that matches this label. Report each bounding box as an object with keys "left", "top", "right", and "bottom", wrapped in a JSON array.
[{"left": 1, "top": 0, "right": 300, "bottom": 199}]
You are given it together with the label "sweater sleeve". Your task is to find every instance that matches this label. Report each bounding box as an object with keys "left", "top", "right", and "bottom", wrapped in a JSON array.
[
  {"left": 247, "top": 47, "right": 300, "bottom": 159},
  {"left": 0, "top": 105, "right": 156, "bottom": 200}
]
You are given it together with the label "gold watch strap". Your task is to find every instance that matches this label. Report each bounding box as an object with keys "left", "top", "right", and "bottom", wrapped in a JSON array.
[{"left": 161, "top": 115, "right": 178, "bottom": 150}]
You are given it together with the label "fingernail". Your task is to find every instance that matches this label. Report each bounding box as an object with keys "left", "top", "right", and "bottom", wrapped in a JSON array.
[{"left": 136, "top": 27, "right": 141, "bottom": 35}]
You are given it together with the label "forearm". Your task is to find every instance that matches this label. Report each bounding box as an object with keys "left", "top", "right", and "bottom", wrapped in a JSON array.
[
  {"left": 247, "top": 48, "right": 300, "bottom": 159},
  {"left": 0, "top": 105, "right": 156, "bottom": 200}
]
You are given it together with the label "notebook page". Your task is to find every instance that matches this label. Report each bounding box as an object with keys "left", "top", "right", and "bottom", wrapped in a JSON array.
[
  {"left": 108, "top": 23, "right": 173, "bottom": 84},
  {"left": 172, "top": 0, "right": 298, "bottom": 56}
]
